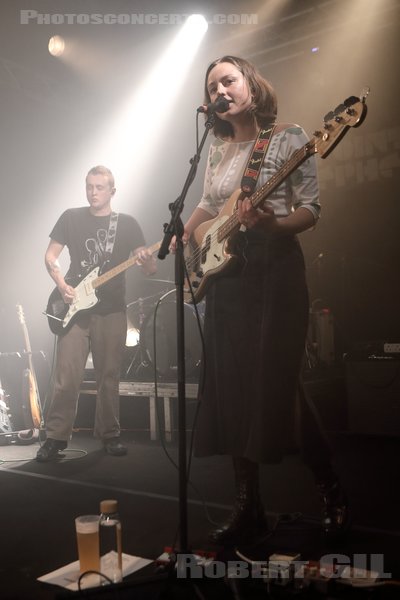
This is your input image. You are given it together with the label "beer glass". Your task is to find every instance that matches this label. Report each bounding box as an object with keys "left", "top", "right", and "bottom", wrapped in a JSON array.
[{"left": 75, "top": 515, "right": 100, "bottom": 573}]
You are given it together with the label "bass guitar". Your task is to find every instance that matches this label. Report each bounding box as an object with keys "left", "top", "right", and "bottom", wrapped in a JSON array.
[
  {"left": 46, "top": 241, "right": 161, "bottom": 336},
  {"left": 184, "top": 94, "right": 368, "bottom": 304},
  {"left": 16, "top": 304, "right": 42, "bottom": 431}
]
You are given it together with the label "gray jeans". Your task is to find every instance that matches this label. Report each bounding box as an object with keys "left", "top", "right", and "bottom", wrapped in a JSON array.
[{"left": 45, "top": 311, "right": 127, "bottom": 442}]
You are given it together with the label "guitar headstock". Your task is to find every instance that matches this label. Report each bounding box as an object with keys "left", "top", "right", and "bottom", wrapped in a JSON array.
[
  {"left": 16, "top": 303, "right": 25, "bottom": 325},
  {"left": 312, "top": 94, "right": 368, "bottom": 159}
]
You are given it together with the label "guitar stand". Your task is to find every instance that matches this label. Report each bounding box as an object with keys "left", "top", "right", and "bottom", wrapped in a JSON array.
[
  {"left": 124, "top": 345, "right": 148, "bottom": 380},
  {"left": 124, "top": 346, "right": 141, "bottom": 379},
  {"left": 1, "top": 348, "right": 46, "bottom": 438}
]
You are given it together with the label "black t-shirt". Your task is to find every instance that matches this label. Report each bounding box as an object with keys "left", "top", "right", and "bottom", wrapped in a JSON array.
[{"left": 50, "top": 207, "right": 145, "bottom": 314}]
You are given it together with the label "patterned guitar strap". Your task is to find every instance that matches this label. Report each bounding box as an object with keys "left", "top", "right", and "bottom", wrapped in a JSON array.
[
  {"left": 241, "top": 123, "right": 276, "bottom": 195},
  {"left": 103, "top": 211, "right": 119, "bottom": 265}
]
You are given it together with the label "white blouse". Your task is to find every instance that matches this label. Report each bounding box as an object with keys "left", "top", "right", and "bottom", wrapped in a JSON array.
[{"left": 197, "top": 125, "right": 320, "bottom": 221}]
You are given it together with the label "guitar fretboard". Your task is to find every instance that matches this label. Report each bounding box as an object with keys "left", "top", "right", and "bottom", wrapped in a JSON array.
[
  {"left": 217, "top": 140, "right": 315, "bottom": 243},
  {"left": 92, "top": 241, "right": 161, "bottom": 289}
]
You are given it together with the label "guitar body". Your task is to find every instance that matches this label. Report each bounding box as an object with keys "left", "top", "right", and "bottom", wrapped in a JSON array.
[
  {"left": 45, "top": 241, "right": 162, "bottom": 335},
  {"left": 46, "top": 267, "right": 100, "bottom": 335},
  {"left": 184, "top": 189, "right": 243, "bottom": 303},
  {"left": 22, "top": 368, "right": 41, "bottom": 430}
]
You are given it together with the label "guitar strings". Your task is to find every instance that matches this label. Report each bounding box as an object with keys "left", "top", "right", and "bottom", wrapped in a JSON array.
[
  {"left": 185, "top": 145, "right": 306, "bottom": 271},
  {"left": 184, "top": 177, "right": 273, "bottom": 269},
  {"left": 185, "top": 210, "right": 240, "bottom": 270},
  {"left": 187, "top": 102, "right": 358, "bottom": 271}
]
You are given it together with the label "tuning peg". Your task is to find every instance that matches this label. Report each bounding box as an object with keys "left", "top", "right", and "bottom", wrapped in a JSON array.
[
  {"left": 343, "top": 96, "right": 360, "bottom": 116},
  {"left": 344, "top": 96, "right": 359, "bottom": 107},
  {"left": 334, "top": 103, "right": 345, "bottom": 115},
  {"left": 323, "top": 110, "right": 335, "bottom": 123}
]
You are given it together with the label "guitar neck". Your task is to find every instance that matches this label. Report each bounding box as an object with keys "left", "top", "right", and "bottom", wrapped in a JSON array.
[
  {"left": 19, "top": 321, "right": 35, "bottom": 373},
  {"left": 217, "top": 139, "right": 316, "bottom": 242},
  {"left": 17, "top": 307, "right": 40, "bottom": 389},
  {"left": 22, "top": 335, "right": 38, "bottom": 388},
  {"left": 92, "top": 241, "right": 161, "bottom": 289},
  {"left": 26, "top": 350, "right": 36, "bottom": 376}
]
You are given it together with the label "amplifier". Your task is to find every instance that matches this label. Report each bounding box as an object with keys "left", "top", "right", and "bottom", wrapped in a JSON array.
[
  {"left": 346, "top": 353, "right": 400, "bottom": 436},
  {"left": 344, "top": 340, "right": 400, "bottom": 360}
]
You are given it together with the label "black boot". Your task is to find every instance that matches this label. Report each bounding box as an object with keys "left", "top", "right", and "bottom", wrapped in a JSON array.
[
  {"left": 209, "top": 457, "right": 269, "bottom": 546},
  {"left": 316, "top": 475, "right": 351, "bottom": 540}
]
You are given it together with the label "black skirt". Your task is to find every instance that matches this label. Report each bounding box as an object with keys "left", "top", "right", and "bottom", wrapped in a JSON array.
[{"left": 194, "top": 230, "right": 309, "bottom": 464}]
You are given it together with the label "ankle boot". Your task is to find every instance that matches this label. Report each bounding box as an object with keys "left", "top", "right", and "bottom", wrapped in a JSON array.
[
  {"left": 210, "top": 457, "right": 269, "bottom": 546},
  {"left": 316, "top": 476, "right": 351, "bottom": 539}
]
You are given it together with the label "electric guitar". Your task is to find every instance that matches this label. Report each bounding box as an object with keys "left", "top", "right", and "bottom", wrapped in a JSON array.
[
  {"left": 16, "top": 304, "right": 42, "bottom": 430},
  {"left": 184, "top": 94, "right": 368, "bottom": 304},
  {"left": 45, "top": 241, "right": 161, "bottom": 336}
]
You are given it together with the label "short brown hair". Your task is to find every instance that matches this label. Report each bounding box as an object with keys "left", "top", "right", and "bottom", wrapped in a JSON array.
[
  {"left": 86, "top": 165, "right": 115, "bottom": 188},
  {"left": 204, "top": 56, "right": 278, "bottom": 138}
]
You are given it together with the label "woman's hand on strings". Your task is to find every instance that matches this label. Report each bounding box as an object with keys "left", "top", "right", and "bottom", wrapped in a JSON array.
[{"left": 237, "top": 197, "right": 277, "bottom": 231}]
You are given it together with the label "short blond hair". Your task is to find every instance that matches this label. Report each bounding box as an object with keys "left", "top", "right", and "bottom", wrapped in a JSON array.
[{"left": 86, "top": 165, "right": 115, "bottom": 188}]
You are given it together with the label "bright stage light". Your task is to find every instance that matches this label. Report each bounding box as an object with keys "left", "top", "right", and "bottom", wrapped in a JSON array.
[
  {"left": 48, "top": 35, "right": 65, "bottom": 57},
  {"left": 45, "top": 14, "right": 208, "bottom": 226},
  {"left": 185, "top": 14, "right": 209, "bottom": 35},
  {"left": 80, "top": 14, "right": 209, "bottom": 207}
]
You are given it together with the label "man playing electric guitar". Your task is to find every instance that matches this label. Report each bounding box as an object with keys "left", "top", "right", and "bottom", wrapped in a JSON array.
[{"left": 37, "top": 165, "right": 156, "bottom": 462}]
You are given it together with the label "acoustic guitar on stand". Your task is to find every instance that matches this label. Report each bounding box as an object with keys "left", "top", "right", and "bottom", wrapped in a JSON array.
[
  {"left": 184, "top": 93, "right": 369, "bottom": 304},
  {"left": 16, "top": 304, "right": 42, "bottom": 433}
]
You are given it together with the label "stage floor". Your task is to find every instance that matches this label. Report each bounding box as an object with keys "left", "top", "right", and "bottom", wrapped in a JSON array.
[{"left": 0, "top": 426, "right": 399, "bottom": 599}]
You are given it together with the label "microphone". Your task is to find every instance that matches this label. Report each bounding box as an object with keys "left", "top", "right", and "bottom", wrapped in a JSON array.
[{"left": 197, "top": 96, "right": 231, "bottom": 114}]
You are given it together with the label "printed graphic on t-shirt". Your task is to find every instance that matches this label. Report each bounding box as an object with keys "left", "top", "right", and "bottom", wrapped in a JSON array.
[{"left": 81, "top": 228, "right": 109, "bottom": 273}]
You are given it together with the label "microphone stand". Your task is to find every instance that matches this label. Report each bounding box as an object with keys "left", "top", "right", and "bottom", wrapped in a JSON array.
[{"left": 158, "top": 112, "right": 215, "bottom": 554}]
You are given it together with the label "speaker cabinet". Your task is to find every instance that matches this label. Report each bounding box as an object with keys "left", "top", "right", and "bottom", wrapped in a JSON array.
[{"left": 346, "top": 359, "right": 400, "bottom": 435}]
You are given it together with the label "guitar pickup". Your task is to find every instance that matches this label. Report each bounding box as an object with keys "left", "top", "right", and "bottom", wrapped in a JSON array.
[{"left": 201, "top": 235, "right": 212, "bottom": 263}]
